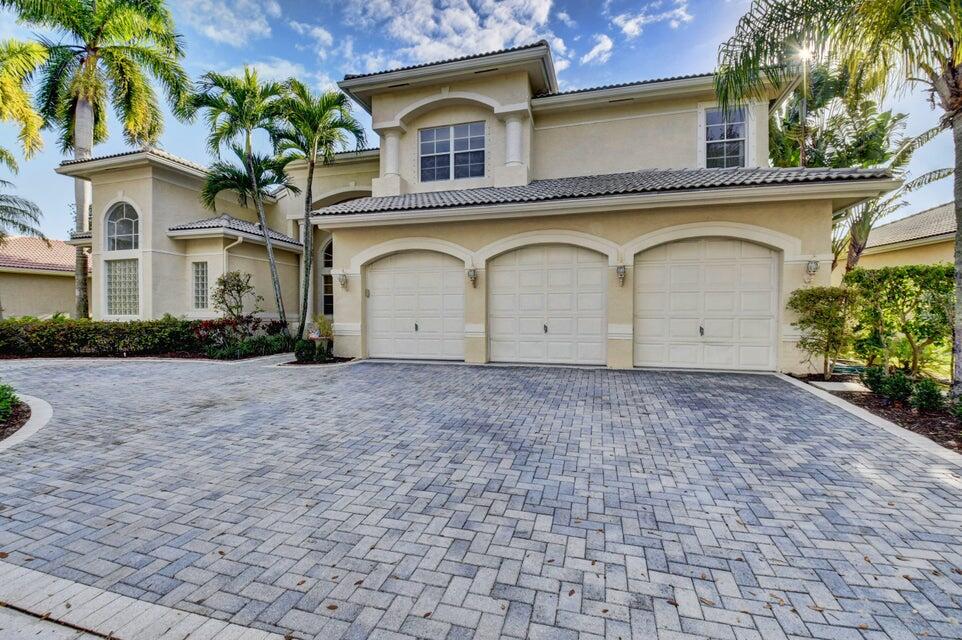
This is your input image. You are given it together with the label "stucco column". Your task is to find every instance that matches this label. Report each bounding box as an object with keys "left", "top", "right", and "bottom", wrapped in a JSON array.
[
  {"left": 464, "top": 268, "right": 486, "bottom": 364},
  {"left": 504, "top": 114, "right": 523, "bottom": 167},
  {"left": 606, "top": 264, "right": 634, "bottom": 369},
  {"left": 383, "top": 130, "right": 401, "bottom": 177}
]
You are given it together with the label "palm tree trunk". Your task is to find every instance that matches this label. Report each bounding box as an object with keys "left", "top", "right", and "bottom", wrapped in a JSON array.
[
  {"left": 296, "top": 158, "right": 315, "bottom": 340},
  {"left": 73, "top": 98, "right": 93, "bottom": 319},
  {"left": 952, "top": 111, "right": 962, "bottom": 397},
  {"left": 844, "top": 236, "right": 865, "bottom": 274},
  {"left": 245, "top": 153, "right": 289, "bottom": 338}
]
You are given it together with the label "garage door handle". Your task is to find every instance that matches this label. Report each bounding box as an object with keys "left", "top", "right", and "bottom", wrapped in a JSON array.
[
  {"left": 699, "top": 325, "right": 704, "bottom": 336},
  {"left": 543, "top": 323, "right": 548, "bottom": 334},
  {"left": 414, "top": 322, "right": 419, "bottom": 332}
]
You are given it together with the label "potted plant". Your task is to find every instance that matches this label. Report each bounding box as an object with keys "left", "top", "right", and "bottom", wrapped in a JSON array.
[{"left": 312, "top": 315, "right": 334, "bottom": 361}]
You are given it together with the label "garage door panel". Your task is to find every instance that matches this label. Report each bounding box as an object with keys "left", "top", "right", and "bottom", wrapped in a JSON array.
[
  {"left": 366, "top": 251, "right": 465, "bottom": 360},
  {"left": 634, "top": 238, "right": 777, "bottom": 370},
  {"left": 489, "top": 244, "right": 607, "bottom": 365}
]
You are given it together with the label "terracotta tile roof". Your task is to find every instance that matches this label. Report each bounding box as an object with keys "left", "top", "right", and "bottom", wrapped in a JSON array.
[
  {"left": 342, "top": 41, "right": 549, "bottom": 81},
  {"left": 866, "top": 202, "right": 955, "bottom": 248},
  {"left": 60, "top": 147, "right": 208, "bottom": 172},
  {"left": 168, "top": 214, "right": 301, "bottom": 247},
  {"left": 314, "top": 167, "right": 893, "bottom": 217},
  {"left": 0, "top": 237, "right": 75, "bottom": 273}
]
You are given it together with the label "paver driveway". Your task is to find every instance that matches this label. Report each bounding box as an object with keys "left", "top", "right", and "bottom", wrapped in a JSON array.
[{"left": 0, "top": 359, "right": 961, "bottom": 640}]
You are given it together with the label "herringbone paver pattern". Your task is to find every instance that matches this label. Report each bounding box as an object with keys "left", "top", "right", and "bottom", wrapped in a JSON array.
[{"left": 0, "top": 359, "right": 960, "bottom": 640}]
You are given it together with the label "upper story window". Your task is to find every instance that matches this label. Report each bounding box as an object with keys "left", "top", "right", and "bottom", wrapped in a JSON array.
[
  {"left": 705, "top": 107, "right": 746, "bottom": 169},
  {"left": 320, "top": 240, "right": 334, "bottom": 316},
  {"left": 105, "top": 203, "right": 139, "bottom": 250},
  {"left": 419, "top": 122, "right": 485, "bottom": 182}
]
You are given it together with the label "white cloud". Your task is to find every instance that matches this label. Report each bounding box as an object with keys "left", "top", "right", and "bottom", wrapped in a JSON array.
[
  {"left": 174, "top": 0, "right": 281, "bottom": 45},
  {"left": 556, "top": 10, "right": 576, "bottom": 27},
  {"left": 612, "top": 1, "right": 693, "bottom": 39},
  {"left": 580, "top": 34, "right": 613, "bottom": 65},
  {"left": 289, "top": 20, "right": 334, "bottom": 59},
  {"left": 226, "top": 57, "right": 335, "bottom": 90},
  {"left": 339, "top": 0, "right": 572, "bottom": 74}
]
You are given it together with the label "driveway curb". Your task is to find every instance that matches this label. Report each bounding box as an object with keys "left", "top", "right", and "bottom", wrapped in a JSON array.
[
  {"left": 0, "top": 394, "right": 52, "bottom": 454},
  {"left": 776, "top": 373, "right": 962, "bottom": 467}
]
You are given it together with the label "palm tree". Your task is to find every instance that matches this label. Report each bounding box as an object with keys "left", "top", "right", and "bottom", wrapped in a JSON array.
[
  {"left": 2, "top": 0, "right": 190, "bottom": 319},
  {"left": 715, "top": 0, "right": 962, "bottom": 393},
  {"left": 0, "top": 39, "right": 46, "bottom": 172},
  {"left": 273, "top": 79, "right": 365, "bottom": 339},
  {"left": 200, "top": 144, "right": 299, "bottom": 211},
  {"left": 0, "top": 178, "right": 44, "bottom": 319},
  {"left": 188, "top": 68, "right": 292, "bottom": 335}
]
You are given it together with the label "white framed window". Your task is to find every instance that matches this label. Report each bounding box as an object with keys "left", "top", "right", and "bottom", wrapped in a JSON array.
[
  {"left": 192, "top": 262, "right": 209, "bottom": 309},
  {"left": 419, "top": 121, "right": 485, "bottom": 182},
  {"left": 320, "top": 240, "right": 333, "bottom": 316},
  {"left": 698, "top": 103, "right": 757, "bottom": 169},
  {"left": 105, "top": 259, "right": 139, "bottom": 316},
  {"left": 105, "top": 202, "right": 139, "bottom": 250}
]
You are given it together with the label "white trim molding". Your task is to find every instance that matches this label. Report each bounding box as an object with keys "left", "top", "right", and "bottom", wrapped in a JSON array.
[
  {"left": 347, "top": 237, "right": 475, "bottom": 274},
  {"left": 475, "top": 230, "right": 621, "bottom": 267},
  {"left": 376, "top": 91, "right": 505, "bottom": 131},
  {"left": 607, "top": 324, "right": 633, "bottom": 341},
  {"left": 622, "top": 221, "right": 803, "bottom": 258},
  {"left": 697, "top": 100, "right": 759, "bottom": 169},
  {"left": 333, "top": 322, "right": 361, "bottom": 336},
  {"left": 464, "top": 323, "right": 485, "bottom": 338}
]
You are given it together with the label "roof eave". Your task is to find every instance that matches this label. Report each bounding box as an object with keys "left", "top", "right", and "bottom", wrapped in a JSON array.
[
  {"left": 167, "top": 227, "right": 303, "bottom": 253},
  {"left": 339, "top": 44, "right": 556, "bottom": 114},
  {"left": 863, "top": 232, "right": 955, "bottom": 255},
  {"left": 532, "top": 75, "right": 717, "bottom": 112},
  {"left": 311, "top": 178, "right": 900, "bottom": 228}
]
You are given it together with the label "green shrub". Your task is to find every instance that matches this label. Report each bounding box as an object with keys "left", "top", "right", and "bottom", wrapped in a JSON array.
[
  {"left": 911, "top": 378, "right": 944, "bottom": 411},
  {"left": 951, "top": 402, "right": 962, "bottom": 423},
  {"left": 207, "top": 334, "right": 291, "bottom": 360},
  {"left": 294, "top": 339, "right": 315, "bottom": 362},
  {"left": 881, "top": 370, "right": 914, "bottom": 403},
  {"left": 786, "top": 286, "right": 854, "bottom": 380},
  {"left": 0, "top": 383, "right": 17, "bottom": 423},
  {"left": 315, "top": 338, "right": 333, "bottom": 362},
  {"left": 861, "top": 366, "right": 887, "bottom": 394}
]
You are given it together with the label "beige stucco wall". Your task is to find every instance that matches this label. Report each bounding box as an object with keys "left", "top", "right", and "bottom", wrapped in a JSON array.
[
  {"left": 227, "top": 241, "right": 300, "bottom": 319},
  {"left": 830, "top": 239, "right": 954, "bottom": 284},
  {"left": 87, "top": 163, "right": 298, "bottom": 321},
  {"left": 323, "top": 198, "right": 834, "bottom": 373},
  {"left": 0, "top": 270, "right": 76, "bottom": 318},
  {"left": 280, "top": 158, "right": 380, "bottom": 219}
]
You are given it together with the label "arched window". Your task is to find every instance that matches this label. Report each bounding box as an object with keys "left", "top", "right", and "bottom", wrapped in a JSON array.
[
  {"left": 105, "top": 203, "right": 139, "bottom": 251},
  {"left": 320, "top": 240, "right": 334, "bottom": 316}
]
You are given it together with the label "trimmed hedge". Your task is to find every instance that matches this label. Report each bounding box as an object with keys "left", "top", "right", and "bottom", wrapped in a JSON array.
[{"left": 0, "top": 316, "right": 289, "bottom": 359}]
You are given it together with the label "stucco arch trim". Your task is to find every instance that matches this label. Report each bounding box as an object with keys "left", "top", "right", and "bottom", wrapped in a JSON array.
[
  {"left": 347, "top": 237, "right": 475, "bottom": 274},
  {"left": 375, "top": 92, "right": 504, "bottom": 130},
  {"left": 310, "top": 186, "right": 372, "bottom": 210},
  {"left": 475, "top": 230, "right": 622, "bottom": 267},
  {"left": 622, "top": 222, "right": 802, "bottom": 259}
]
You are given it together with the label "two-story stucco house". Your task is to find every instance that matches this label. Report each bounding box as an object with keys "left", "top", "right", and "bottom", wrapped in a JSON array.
[{"left": 57, "top": 41, "right": 896, "bottom": 372}]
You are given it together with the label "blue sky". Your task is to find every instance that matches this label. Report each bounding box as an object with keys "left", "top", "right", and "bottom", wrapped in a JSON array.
[{"left": 0, "top": 0, "right": 954, "bottom": 239}]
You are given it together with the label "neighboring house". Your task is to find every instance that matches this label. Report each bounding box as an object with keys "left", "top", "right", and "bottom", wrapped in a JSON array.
[
  {"left": 56, "top": 41, "right": 897, "bottom": 372},
  {"left": 0, "top": 237, "right": 77, "bottom": 318},
  {"left": 860, "top": 201, "right": 954, "bottom": 269}
]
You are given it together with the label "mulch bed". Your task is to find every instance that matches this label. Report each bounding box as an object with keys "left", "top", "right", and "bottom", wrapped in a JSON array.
[
  {"left": 830, "top": 390, "right": 962, "bottom": 454},
  {"left": 0, "top": 401, "right": 30, "bottom": 442},
  {"left": 281, "top": 358, "right": 353, "bottom": 366}
]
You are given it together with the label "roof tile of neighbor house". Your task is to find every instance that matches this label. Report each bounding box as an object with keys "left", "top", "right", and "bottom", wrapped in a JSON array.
[
  {"left": 342, "top": 41, "right": 549, "bottom": 80},
  {"left": 168, "top": 214, "right": 302, "bottom": 246},
  {"left": 60, "top": 146, "right": 379, "bottom": 172},
  {"left": 533, "top": 72, "right": 714, "bottom": 98},
  {"left": 866, "top": 202, "right": 955, "bottom": 248},
  {"left": 0, "top": 237, "right": 75, "bottom": 272},
  {"left": 314, "top": 166, "right": 892, "bottom": 217}
]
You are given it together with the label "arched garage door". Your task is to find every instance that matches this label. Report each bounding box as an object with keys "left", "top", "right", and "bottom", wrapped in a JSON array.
[
  {"left": 366, "top": 251, "right": 465, "bottom": 359},
  {"left": 633, "top": 238, "right": 777, "bottom": 370},
  {"left": 488, "top": 244, "right": 607, "bottom": 365}
]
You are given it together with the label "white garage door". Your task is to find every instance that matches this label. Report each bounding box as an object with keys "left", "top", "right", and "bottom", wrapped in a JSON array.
[
  {"left": 488, "top": 244, "right": 607, "bottom": 365},
  {"left": 634, "top": 238, "right": 777, "bottom": 370},
  {"left": 366, "top": 251, "right": 464, "bottom": 360}
]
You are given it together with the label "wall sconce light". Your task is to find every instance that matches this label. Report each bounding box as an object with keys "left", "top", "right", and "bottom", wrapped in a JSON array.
[
  {"left": 804, "top": 258, "right": 820, "bottom": 283},
  {"left": 615, "top": 264, "right": 627, "bottom": 287},
  {"left": 337, "top": 272, "right": 348, "bottom": 289},
  {"left": 466, "top": 268, "right": 478, "bottom": 288}
]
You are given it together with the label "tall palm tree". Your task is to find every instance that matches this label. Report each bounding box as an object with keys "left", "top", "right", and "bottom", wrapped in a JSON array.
[
  {"left": 2, "top": 0, "right": 190, "bottom": 319},
  {"left": 273, "top": 79, "right": 365, "bottom": 340},
  {"left": 0, "top": 39, "right": 46, "bottom": 172},
  {"left": 188, "top": 68, "right": 292, "bottom": 335},
  {"left": 714, "top": 0, "right": 962, "bottom": 393},
  {"left": 0, "top": 178, "right": 44, "bottom": 319}
]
